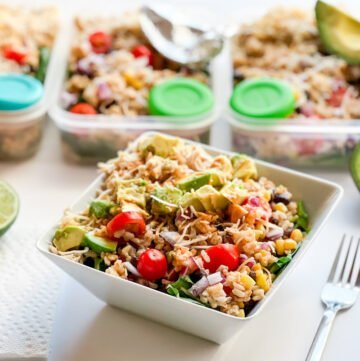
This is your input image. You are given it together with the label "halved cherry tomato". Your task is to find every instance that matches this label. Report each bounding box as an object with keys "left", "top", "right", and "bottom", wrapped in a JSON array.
[
  {"left": 137, "top": 249, "right": 167, "bottom": 281},
  {"left": 88, "top": 31, "right": 112, "bottom": 54},
  {"left": 3, "top": 46, "right": 27, "bottom": 65},
  {"left": 69, "top": 103, "right": 97, "bottom": 115},
  {"left": 131, "top": 45, "right": 153, "bottom": 66},
  {"left": 107, "top": 211, "right": 146, "bottom": 238},
  {"left": 203, "top": 244, "right": 240, "bottom": 273}
]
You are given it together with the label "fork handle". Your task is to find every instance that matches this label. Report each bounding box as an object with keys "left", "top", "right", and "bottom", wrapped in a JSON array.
[{"left": 306, "top": 304, "right": 340, "bottom": 361}]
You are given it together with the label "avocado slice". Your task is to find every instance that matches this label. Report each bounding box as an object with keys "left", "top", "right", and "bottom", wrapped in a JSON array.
[
  {"left": 350, "top": 142, "right": 360, "bottom": 190},
  {"left": 177, "top": 170, "right": 226, "bottom": 192},
  {"left": 84, "top": 232, "right": 118, "bottom": 254},
  {"left": 231, "top": 154, "right": 257, "bottom": 181},
  {"left": 180, "top": 191, "right": 205, "bottom": 211},
  {"left": 117, "top": 179, "right": 147, "bottom": 208},
  {"left": 220, "top": 182, "right": 248, "bottom": 204},
  {"left": 138, "top": 134, "right": 181, "bottom": 158},
  {"left": 53, "top": 226, "right": 86, "bottom": 252},
  {"left": 151, "top": 186, "right": 183, "bottom": 215},
  {"left": 89, "top": 200, "right": 114, "bottom": 218},
  {"left": 196, "top": 185, "right": 229, "bottom": 213},
  {"left": 316, "top": 0, "right": 360, "bottom": 64}
]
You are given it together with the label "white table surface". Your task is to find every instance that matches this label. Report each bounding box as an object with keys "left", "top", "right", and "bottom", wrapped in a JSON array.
[{"left": 1, "top": 0, "right": 360, "bottom": 360}]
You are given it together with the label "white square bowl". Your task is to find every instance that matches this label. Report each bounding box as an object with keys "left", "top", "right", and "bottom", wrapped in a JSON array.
[{"left": 37, "top": 132, "right": 343, "bottom": 344}]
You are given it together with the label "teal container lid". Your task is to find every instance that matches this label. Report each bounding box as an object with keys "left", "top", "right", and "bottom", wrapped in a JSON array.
[
  {"left": 148, "top": 78, "right": 214, "bottom": 120},
  {"left": 0, "top": 74, "right": 43, "bottom": 111},
  {"left": 230, "top": 78, "right": 295, "bottom": 120}
]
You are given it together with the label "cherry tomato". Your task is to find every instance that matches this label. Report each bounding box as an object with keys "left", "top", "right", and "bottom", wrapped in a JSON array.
[
  {"left": 223, "top": 285, "right": 232, "bottom": 295},
  {"left": 131, "top": 45, "right": 153, "bottom": 66},
  {"left": 107, "top": 212, "right": 146, "bottom": 238},
  {"left": 327, "top": 86, "right": 347, "bottom": 108},
  {"left": 3, "top": 46, "right": 27, "bottom": 65},
  {"left": 69, "top": 103, "right": 97, "bottom": 115},
  {"left": 203, "top": 244, "right": 240, "bottom": 273},
  {"left": 137, "top": 249, "right": 167, "bottom": 281},
  {"left": 88, "top": 31, "right": 112, "bottom": 54},
  {"left": 243, "top": 196, "right": 272, "bottom": 221}
]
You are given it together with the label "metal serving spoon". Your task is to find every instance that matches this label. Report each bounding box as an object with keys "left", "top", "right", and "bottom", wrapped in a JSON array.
[{"left": 140, "top": 5, "right": 230, "bottom": 67}]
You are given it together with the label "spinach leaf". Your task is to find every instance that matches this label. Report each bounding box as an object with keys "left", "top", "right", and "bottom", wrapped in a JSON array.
[
  {"left": 166, "top": 276, "right": 193, "bottom": 297},
  {"left": 295, "top": 201, "right": 309, "bottom": 232},
  {"left": 166, "top": 276, "right": 209, "bottom": 307},
  {"left": 269, "top": 243, "right": 302, "bottom": 275}
]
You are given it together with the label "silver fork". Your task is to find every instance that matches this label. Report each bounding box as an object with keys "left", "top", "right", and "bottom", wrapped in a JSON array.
[{"left": 306, "top": 235, "right": 360, "bottom": 361}]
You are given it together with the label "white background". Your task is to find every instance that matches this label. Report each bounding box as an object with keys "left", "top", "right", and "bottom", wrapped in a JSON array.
[{"left": 1, "top": 0, "right": 360, "bottom": 360}]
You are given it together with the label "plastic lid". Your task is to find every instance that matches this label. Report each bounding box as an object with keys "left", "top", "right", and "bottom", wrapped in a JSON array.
[
  {"left": 0, "top": 74, "right": 43, "bottom": 111},
  {"left": 230, "top": 78, "right": 295, "bottom": 120},
  {"left": 148, "top": 78, "right": 214, "bottom": 118}
]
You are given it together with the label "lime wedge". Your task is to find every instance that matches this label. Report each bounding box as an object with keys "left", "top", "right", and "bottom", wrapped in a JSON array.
[
  {"left": 351, "top": 143, "right": 360, "bottom": 190},
  {"left": 0, "top": 180, "right": 19, "bottom": 237}
]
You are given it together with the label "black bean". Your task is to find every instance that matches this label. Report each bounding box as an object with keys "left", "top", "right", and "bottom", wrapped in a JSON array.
[{"left": 273, "top": 192, "right": 291, "bottom": 205}]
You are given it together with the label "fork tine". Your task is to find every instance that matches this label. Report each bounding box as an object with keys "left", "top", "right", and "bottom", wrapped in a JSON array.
[
  {"left": 349, "top": 238, "right": 360, "bottom": 287},
  {"left": 340, "top": 236, "right": 356, "bottom": 285},
  {"left": 330, "top": 234, "right": 347, "bottom": 283}
]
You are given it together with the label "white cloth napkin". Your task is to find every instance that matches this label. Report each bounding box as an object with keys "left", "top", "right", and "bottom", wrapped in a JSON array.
[{"left": 0, "top": 226, "right": 63, "bottom": 360}]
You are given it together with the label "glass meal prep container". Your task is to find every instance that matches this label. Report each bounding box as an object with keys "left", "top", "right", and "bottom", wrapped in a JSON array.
[
  {"left": 50, "top": 12, "right": 218, "bottom": 165},
  {"left": 227, "top": 6, "right": 360, "bottom": 168},
  {"left": 0, "top": 5, "right": 59, "bottom": 161}
]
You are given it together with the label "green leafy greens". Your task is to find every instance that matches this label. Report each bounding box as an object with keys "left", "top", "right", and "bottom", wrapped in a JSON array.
[
  {"left": 166, "top": 276, "right": 208, "bottom": 307},
  {"left": 295, "top": 201, "right": 309, "bottom": 232},
  {"left": 269, "top": 243, "right": 302, "bottom": 275}
]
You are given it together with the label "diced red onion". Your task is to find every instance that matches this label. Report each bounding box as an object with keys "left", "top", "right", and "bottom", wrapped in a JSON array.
[
  {"left": 97, "top": 82, "right": 113, "bottom": 101},
  {"left": 260, "top": 243, "right": 271, "bottom": 251},
  {"left": 77, "top": 54, "right": 105, "bottom": 75},
  {"left": 191, "top": 256, "right": 207, "bottom": 276},
  {"left": 239, "top": 253, "right": 248, "bottom": 265},
  {"left": 61, "top": 91, "right": 78, "bottom": 109},
  {"left": 247, "top": 196, "right": 260, "bottom": 207},
  {"left": 160, "top": 231, "right": 180, "bottom": 246},
  {"left": 265, "top": 226, "right": 284, "bottom": 241},
  {"left": 123, "top": 262, "right": 141, "bottom": 277},
  {"left": 189, "top": 276, "right": 209, "bottom": 296},
  {"left": 189, "top": 272, "right": 223, "bottom": 297},
  {"left": 207, "top": 272, "right": 223, "bottom": 286}
]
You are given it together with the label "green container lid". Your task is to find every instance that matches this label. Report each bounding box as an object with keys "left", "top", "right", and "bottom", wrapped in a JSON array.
[
  {"left": 230, "top": 78, "right": 295, "bottom": 120},
  {"left": 149, "top": 78, "right": 214, "bottom": 119},
  {"left": 0, "top": 74, "right": 43, "bottom": 111}
]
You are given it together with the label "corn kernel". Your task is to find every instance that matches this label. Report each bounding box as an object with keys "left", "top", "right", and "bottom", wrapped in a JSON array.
[
  {"left": 275, "top": 239, "right": 285, "bottom": 255},
  {"left": 256, "top": 271, "right": 270, "bottom": 291},
  {"left": 274, "top": 202, "right": 287, "bottom": 213},
  {"left": 252, "top": 263, "right": 262, "bottom": 271},
  {"left": 238, "top": 302, "right": 245, "bottom": 308},
  {"left": 240, "top": 274, "right": 256, "bottom": 290},
  {"left": 264, "top": 190, "right": 272, "bottom": 202},
  {"left": 284, "top": 239, "right": 297, "bottom": 251},
  {"left": 291, "top": 229, "right": 303, "bottom": 242},
  {"left": 123, "top": 72, "right": 143, "bottom": 90},
  {"left": 238, "top": 309, "right": 245, "bottom": 318}
]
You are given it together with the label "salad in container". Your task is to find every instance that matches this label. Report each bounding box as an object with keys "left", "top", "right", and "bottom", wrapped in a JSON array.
[
  {"left": 0, "top": 5, "right": 59, "bottom": 160},
  {"left": 228, "top": 1, "right": 360, "bottom": 167},
  {"left": 50, "top": 12, "right": 217, "bottom": 164}
]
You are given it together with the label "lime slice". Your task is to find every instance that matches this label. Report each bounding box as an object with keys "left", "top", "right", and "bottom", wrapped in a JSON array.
[
  {"left": 350, "top": 143, "right": 360, "bottom": 190},
  {"left": 0, "top": 180, "right": 19, "bottom": 236}
]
